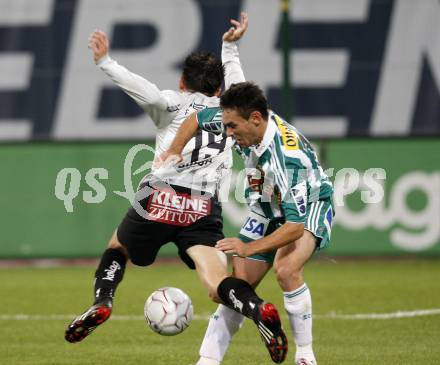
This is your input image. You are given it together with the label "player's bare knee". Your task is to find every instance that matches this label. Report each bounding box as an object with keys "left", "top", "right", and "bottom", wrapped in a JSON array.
[{"left": 274, "top": 264, "right": 302, "bottom": 287}]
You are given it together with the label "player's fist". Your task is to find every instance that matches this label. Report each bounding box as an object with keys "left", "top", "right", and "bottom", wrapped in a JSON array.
[
  {"left": 88, "top": 30, "right": 109, "bottom": 63},
  {"left": 223, "top": 12, "right": 249, "bottom": 42}
]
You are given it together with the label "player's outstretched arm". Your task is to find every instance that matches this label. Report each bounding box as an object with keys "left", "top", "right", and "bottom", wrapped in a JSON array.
[
  {"left": 216, "top": 222, "right": 304, "bottom": 257},
  {"left": 87, "top": 30, "right": 174, "bottom": 127},
  {"left": 88, "top": 30, "right": 109, "bottom": 63}
]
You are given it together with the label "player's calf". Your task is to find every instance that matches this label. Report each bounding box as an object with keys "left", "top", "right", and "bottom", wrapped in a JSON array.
[{"left": 65, "top": 246, "right": 126, "bottom": 343}]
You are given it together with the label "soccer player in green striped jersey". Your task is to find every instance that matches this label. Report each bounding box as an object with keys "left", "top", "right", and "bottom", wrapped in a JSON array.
[{"left": 161, "top": 82, "right": 334, "bottom": 365}]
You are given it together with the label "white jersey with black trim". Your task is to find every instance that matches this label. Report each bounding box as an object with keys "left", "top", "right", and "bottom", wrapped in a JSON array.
[{"left": 97, "top": 41, "right": 243, "bottom": 194}]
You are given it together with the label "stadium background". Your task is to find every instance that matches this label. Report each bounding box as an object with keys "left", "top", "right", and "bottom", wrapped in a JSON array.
[
  {"left": 1, "top": 1, "right": 439, "bottom": 364},
  {"left": 1, "top": 0, "right": 439, "bottom": 258}
]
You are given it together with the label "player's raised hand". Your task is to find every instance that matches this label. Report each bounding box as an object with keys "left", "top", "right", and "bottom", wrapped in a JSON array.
[
  {"left": 88, "top": 30, "right": 109, "bottom": 63},
  {"left": 223, "top": 12, "right": 249, "bottom": 42}
]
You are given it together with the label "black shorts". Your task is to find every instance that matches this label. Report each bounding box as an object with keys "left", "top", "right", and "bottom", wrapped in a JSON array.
[{"left": 116, "top": 182, "right": 224, "bottom": 269}]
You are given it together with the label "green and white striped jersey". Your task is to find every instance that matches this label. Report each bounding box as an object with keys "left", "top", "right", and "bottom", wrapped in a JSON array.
[{"left": 196, "top": 107, "right": 333, "bottom": 224}]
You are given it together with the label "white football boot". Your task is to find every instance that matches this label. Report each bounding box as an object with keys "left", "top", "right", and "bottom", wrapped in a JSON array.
[{"left": 295, "top": 357, "right": 317, "bottom": 365}]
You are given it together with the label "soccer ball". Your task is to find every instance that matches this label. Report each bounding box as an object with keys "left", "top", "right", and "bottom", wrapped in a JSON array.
[{"left": 144, "top": 287, "right": 193, "bottom": 336}]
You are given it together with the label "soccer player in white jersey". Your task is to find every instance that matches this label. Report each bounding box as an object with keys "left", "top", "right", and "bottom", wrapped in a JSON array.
[
  {"left": 64, "top": 15, "right": 289, "bottom": 364},
  {"left": 161, "top": 82, "right": 334, "bottom": 365}
]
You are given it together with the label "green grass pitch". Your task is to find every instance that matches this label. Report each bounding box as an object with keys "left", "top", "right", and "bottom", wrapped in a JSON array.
[{"left": 1, "top": 259, "right": 439, "bottom": 364}]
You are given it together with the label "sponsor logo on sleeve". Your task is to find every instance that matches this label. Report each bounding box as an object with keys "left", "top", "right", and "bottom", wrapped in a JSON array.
[
  {"left": 274, "top": 115, "right": 299, "bottom": 150},
  {"left": 291, "top": 181, "right": 308, "bottom": 217}
]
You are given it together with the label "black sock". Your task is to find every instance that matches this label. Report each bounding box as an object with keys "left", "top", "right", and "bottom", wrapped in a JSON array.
[
  {"left": 93, "top": 248, "right": 127, "bottom": 304},
  {"left": 217, "top": 277, "right": 263, "bottom": 320}
]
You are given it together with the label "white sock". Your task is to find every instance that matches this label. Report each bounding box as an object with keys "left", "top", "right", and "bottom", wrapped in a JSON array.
[
  {"left": 283, "top": 283, "right": 316, "bottom": 362},
  {"left": 198, "top": 304, "right": 245, "bottom": 364}
]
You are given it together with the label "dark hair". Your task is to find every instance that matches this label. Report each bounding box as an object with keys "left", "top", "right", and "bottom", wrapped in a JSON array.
[
  {"left": 220, "top": 82, "right": 269, "bottom": 119},
  {"left": 182, "top": 52, "right": 224, "bottom": 96}
]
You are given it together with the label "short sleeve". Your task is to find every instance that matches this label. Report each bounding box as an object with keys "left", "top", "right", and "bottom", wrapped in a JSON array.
[{"left": 196, "top": 107, "right": 223, "bottom": 135}]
